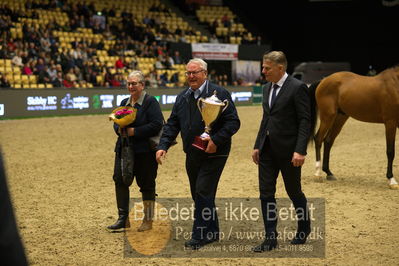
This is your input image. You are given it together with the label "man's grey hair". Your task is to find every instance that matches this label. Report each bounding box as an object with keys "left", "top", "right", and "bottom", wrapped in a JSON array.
[
  {"left": 187, "top": 58, "right": 208, "bottom": 71},
  {"left": 128, "top": 70, "right": 145, "bottom": 83},
  {"left": 263, "top": 51, "right": 287, "bottom": 70}
]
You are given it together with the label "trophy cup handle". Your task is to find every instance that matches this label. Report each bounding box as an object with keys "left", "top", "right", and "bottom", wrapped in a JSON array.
[
  {"left": 222, "top": 99, "right": 229, "bottom": 112},
  {"left": 197, "top": 97, "right": 204, "bottom": 112}
]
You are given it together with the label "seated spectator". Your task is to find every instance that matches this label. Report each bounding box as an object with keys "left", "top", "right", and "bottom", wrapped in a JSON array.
[
  {"left": 63, "top": 74, "right": 74, "bottom": 88},
  {"left": 38, "top": 66, "right": 51, "bottom": 84},
  {"left": 209, "top": 34, "right": 219, "bottom": 43},
  {"left": 109, "top": 74, "right": 121, "bottom": 88},
  {"left": 12, "top": 50, "right": 24, "bottom": 68},
  {"left": 210, "top": 19, "right": 219, "bottom": 35},
  {"left": 172, "top": 50, "right": 183, "bottom": 65},
  {"left": 170, "top": 72, "right": 179, "bottom": 84},
  {"left": 34, "top": 58, "right": 46, "bottom": 74},
  {"left": 159, "top": 23, "right": 170, "bottom": 35},
  {"left": 175, "top": 27, "right": 183, "bottom": 36},
  {"left": 22, "top": 62, "right": 33, "bottom": 75},
  {"left": 104, "top": 67, "right": 114, "bottom": 85},
  {"left": 40, "top": 32, "right": 51, "bottom": 53},
  {"left": 221, "top": 14, "right": 231, "bottom": 28},
  {"left": 47, "top": 64, "right": 58, "bottom": 81},
  {"left": 159, "top": 71, "right": 169, "bottom": 86},
  {"left": 52, "top": 72, "right": 63, "bottom": 88},
  {"left": 74, "top": 66, "right": 83, "bottom": 82},
  {"left": 208, "top": 69, "right": 217, "bottom": 83},
  {"left": 143, "top": 15, "right": 154, "bottom": 26},
  {"left": 117, "top": 74, "right": 126, "bottom": 87},
  {"left": 163, "top": 55, "right": 174, "bottom": 69},
  {"left": 0, "top": 73, "right": 11, "bottom": 88},
  {"left": 165, "top": 34, "right": 176, "bottom": 43},
  {"left": 167, "top": 54, "right": 175, "bottom": 67},
  {"left": 146, "top": 70, "right": 159, "bottom": 88},
  {"left": 65, "top": 68, "right": 77, "bottom": 84},
  {"left": 154, "top": 55, "right": 165, "bottom": 70},
  {"left": 27, "top": 42, "right": 38, "bottom": 60},
  {"left": 115, "top": 56, "right": 125, "bottom": 69},
  {"left": 178, "top": 33, "right": 188, "bottom": 43},
  {"left": 129, "top": 56, "right": 138, "bottom": 69}
]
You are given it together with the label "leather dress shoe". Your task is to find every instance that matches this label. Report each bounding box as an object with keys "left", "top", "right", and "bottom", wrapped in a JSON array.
[
  {"left": 184, "top": 238, "right": 217, "bottom": 250},
  {"left": 290, "top": 230, "right": 310, "bottom": 244},
  {"left": 253, "top": 238, "right": 278, "bottom": 252}
]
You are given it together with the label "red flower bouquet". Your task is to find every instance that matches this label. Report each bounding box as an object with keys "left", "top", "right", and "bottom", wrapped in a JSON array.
[{"left": 109, "top": 106, "right": 137, "bottom": 127}]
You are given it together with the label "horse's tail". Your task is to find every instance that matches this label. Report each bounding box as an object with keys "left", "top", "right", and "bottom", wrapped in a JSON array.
[{"left": 308, "top": 80, "right": 320, "bottom": 144}]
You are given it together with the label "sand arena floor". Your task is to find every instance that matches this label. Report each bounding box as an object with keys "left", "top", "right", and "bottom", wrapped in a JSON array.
[{"left": 1, "top": 105, "right": 398, "bottom": 265}]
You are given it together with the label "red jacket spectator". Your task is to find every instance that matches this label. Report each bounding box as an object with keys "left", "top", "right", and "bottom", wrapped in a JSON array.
[
  {"left": 22, "top": 64, "right": 33, "bottom": 75},
  {"left": 63, "top": 79, "right": 74, "bottom": 88},
  {"left": 115, "top": 57, "right": 125, "bottom": 69}
]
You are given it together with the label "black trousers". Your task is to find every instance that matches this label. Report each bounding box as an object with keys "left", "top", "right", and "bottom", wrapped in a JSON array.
[
  {"left": 185, "top": 148, "right": 228, "bottom": 241},
  {"left": 113, "top": 151, "right": 158, "bottom": 201},
  {"left": 258, "top": 138, "right": 305, "bottom": 200},
  {"left": 258, "top": 137, "right": 309, "bottom": 235}
]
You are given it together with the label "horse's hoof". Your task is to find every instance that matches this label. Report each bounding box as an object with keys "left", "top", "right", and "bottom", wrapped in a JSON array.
[
  {"left": 389, "top": 184, "right": 399, "bottom": 190},
  {"left": 326, "top": 175, "right": 337, "bottom": 181}
]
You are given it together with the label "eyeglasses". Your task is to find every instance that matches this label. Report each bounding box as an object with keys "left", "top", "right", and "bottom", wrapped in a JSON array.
[
  {"left": 127, "top": 81, "right": 142, "bottom": 86},
  {"left": 185, "top": 70, "right": 205, "bottom": 76}
]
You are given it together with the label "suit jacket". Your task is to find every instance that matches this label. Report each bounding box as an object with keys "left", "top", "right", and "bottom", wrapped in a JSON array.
[
  {"left": 159, "top": 81, "right": 240, "bottom": 155},
  {"left": 254, "top": 75, "right": 310, "bottom": 158}
]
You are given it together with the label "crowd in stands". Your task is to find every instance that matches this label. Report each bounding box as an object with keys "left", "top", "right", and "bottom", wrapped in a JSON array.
[{"left": 0, "top": 0, "right": 263, "bottom": 89}]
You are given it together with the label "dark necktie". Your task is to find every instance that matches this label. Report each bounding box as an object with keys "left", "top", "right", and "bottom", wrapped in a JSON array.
[
  {"left": 270, "top": 84, "right": 279, "bottom": 107},
  {"left": 189, "top": 91, "right": 197, "bottom": 117}
]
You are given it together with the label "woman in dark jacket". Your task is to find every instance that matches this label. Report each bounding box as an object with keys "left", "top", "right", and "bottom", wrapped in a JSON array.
[{"left": 107, "top": 70, "right": 163, "bottom": 232}]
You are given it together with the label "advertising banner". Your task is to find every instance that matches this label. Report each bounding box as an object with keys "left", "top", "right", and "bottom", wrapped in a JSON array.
[
  {"left": 0, "top": 87, "right": 253, "bottom": 119},
  {"left": 191, "top": 43, "right": 238, "bottom": 60}
]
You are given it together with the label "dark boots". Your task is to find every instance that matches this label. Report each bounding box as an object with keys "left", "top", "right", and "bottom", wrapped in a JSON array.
[
  {"left": 107, "top": 185, "right": 130, "bottom": 232},
  {"left": 291, "top": 196, "right": 311, "bottom": 244},
  {"left": 137, "top": 200, "right": 154, "bottom": 232},
  {"left": 107, "top": 208, "right": 130, "bottom": 232}
]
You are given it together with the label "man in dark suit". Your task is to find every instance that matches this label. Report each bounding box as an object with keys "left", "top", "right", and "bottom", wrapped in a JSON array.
[
  {"left": 156, "top": 58, "right": 240, "bottom": 250},
  {"left": 252, "top": 51, "right": 311, "bottom": 252}
]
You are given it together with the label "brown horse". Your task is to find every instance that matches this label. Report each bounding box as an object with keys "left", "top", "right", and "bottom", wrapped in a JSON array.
[{"left": 308, "top": 66, "right": 399, "bottom": 189}]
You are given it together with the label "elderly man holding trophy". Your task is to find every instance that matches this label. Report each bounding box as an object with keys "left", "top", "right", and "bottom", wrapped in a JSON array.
[{"left": 156, "top": 58, "right": 240, "bottom": 250}]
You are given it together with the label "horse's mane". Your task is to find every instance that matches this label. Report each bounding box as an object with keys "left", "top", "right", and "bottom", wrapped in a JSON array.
[
  {"left": 389, "top": 64, "right": 399, "bottom": 71},
  {"left": 379, "top": 64, "right": 399, "bottom": 75},
  {"left": 377, "top": 65, "right": 399, "bottom": 88}
]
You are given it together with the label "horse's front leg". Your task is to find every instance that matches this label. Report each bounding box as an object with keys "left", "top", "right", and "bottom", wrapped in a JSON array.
[{"left": 385, "top": 121, "right": 398, "bottom": 189}]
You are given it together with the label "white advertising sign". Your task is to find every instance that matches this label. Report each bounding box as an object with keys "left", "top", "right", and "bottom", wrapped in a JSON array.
[{"left": 191, "top": 43, "right": 238, "bottom": 60}]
